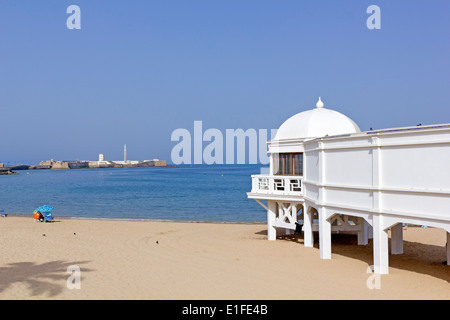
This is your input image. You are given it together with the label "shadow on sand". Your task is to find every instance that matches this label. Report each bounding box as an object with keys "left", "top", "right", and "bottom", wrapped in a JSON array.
[
  {"left": 255, "top": 229, "right": 449, "bottom": 284},
  {"left": 0, "top": 260, "right": 93, "bottom": 297}
]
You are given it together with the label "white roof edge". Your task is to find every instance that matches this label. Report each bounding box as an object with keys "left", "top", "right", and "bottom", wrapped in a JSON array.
[{"left": 302, "top": 123, "right": 450, "bottom": 145}]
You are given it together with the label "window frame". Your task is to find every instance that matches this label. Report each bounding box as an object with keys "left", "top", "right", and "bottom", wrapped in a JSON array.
[{"left": 274, "top": 153, "right": 303, "bottom": 176}]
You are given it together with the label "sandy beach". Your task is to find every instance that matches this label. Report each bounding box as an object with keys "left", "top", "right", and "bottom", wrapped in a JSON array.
[{"left": 0, "top": 216, "right": 448, "bottom": 300}]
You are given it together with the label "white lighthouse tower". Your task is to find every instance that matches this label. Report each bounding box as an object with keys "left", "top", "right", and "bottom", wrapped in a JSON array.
[{"left": 124, "top": 144, "right": 127, "bottom": 163}]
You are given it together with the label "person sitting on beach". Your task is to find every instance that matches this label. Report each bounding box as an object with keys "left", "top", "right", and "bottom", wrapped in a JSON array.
[{"left": 34, "top": 211, "right": 44, "bottom": 222}]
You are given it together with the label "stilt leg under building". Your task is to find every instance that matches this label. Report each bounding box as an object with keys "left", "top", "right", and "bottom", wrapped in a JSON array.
[
  {"left": 303, "top": 206, "right": 314, "bottom": 248},
  {"left": 318, "top": 207, "right": 331, "bottom": 260},
  {"left": 391, "top": 223, "right": 404, "bottom": 255},
  {"left": 373, "top": 215, "right": 389, "bottom": 274},
  {"left": 358, "top": 218, "right": 369, "bottom": 246},
  {"left": 267, "top": 201, "right": 277, "bottom": 241},
  {"left": 447, "top": 232, "right": 450, "bottom": 266}
]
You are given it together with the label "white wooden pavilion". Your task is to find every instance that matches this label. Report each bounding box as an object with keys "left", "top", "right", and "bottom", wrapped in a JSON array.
[{"left": 248, "top": 98, "right": 450, "bottom": 274}]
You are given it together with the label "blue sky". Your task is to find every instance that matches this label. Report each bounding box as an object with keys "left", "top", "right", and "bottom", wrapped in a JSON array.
[{"left": 1, "top": 0, "right": 449, "bottom": 164}]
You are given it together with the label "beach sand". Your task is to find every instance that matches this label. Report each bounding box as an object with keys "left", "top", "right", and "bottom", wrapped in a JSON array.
[{"left": 0, "top": 216, "right": 448, "bottom": 300}]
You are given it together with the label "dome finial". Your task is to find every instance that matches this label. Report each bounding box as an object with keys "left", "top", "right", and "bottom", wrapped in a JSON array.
[{"left": 316, "top": 97, "right": 324, "bottom": 109}]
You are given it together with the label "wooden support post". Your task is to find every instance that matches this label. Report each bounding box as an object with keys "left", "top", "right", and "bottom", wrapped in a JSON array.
[
  {"left": 267, "top": 201, "right": 277, "bottom": 241},
  {"left": 318, "top": 207, "right": 331, "bottom": 260},
  {"left": 391, "top": 223, "right": 404, "bottom": 255},
  {"left": 373, "top": 215, "right": 389, "bottom": 274},
  {"left": 357, "top": 218, "right": 369, "bottom": 246},
  {"left": 368, "top": 224, "right": 373, "bottom": 239},
  {"left": 446, "top": 232, "right": 450, "bottom": 266},
  {"left": 303, "top": 206, "right": 314, "bottom": 248}
]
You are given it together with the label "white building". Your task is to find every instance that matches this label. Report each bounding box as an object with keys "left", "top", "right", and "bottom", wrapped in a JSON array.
[{"left": 248, "top": 98, "right": 450, "bottom": 274}]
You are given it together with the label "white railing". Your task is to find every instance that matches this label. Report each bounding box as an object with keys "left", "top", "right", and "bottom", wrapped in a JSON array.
[{"left": 251, "top": 175, "right": 303, "bottom": 196}]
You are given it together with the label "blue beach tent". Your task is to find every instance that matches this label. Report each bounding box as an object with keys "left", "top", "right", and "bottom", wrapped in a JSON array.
[
  {"left": 43, "top": 211, "right": 54, "bottom": 222},
  {"left": 35, "top": 205, "right": 54, "bottom": 222},
  {"left": 36, "top": 205, "right": 54, "bottom": 212}
]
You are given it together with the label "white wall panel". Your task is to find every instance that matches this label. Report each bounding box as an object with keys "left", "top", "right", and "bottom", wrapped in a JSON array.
[
  {"left": 325, "top": 149, "right": 373, "bottom": 187},
  {"left": 326, "top": 188, "right": 374, "bottom": 209},
  {"left": 381, "top": 144, "right": 450, "bottom": 190}
]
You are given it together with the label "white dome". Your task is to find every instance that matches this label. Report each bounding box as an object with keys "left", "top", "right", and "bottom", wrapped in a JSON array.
[{"left": 274, "top": 98, "right": 361, "bottom": 140}]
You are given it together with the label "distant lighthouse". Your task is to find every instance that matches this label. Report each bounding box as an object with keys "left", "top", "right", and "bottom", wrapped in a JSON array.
[{"left": 124, "top": 144, "right": 127, "bottom": 163}]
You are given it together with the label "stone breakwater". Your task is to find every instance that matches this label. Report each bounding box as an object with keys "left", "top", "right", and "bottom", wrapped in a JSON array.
[
  {"left": 1, "top": 159, "right": 168, "bottom": 172},
  {"left": 0, "top": 168, "right": 18, "bottom": 175}
]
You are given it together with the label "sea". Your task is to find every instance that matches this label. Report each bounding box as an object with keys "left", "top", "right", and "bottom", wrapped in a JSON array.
[{"left": 0, "top": 165, "right": 267, "bottom": 223}]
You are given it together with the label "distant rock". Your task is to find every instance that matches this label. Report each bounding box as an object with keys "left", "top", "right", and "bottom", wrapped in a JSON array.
[{"left": 0, "top": 168, "right": 18, "bottom": 175}]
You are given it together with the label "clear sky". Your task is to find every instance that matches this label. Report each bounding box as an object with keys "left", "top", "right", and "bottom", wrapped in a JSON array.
[{"left": 1, "top": 0, "right": 449, "bottom": 164}]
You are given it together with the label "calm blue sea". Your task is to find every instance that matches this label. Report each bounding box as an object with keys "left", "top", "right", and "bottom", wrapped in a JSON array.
[{"left": 0, "top": 165, "right": 267, "bottom": 222}]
